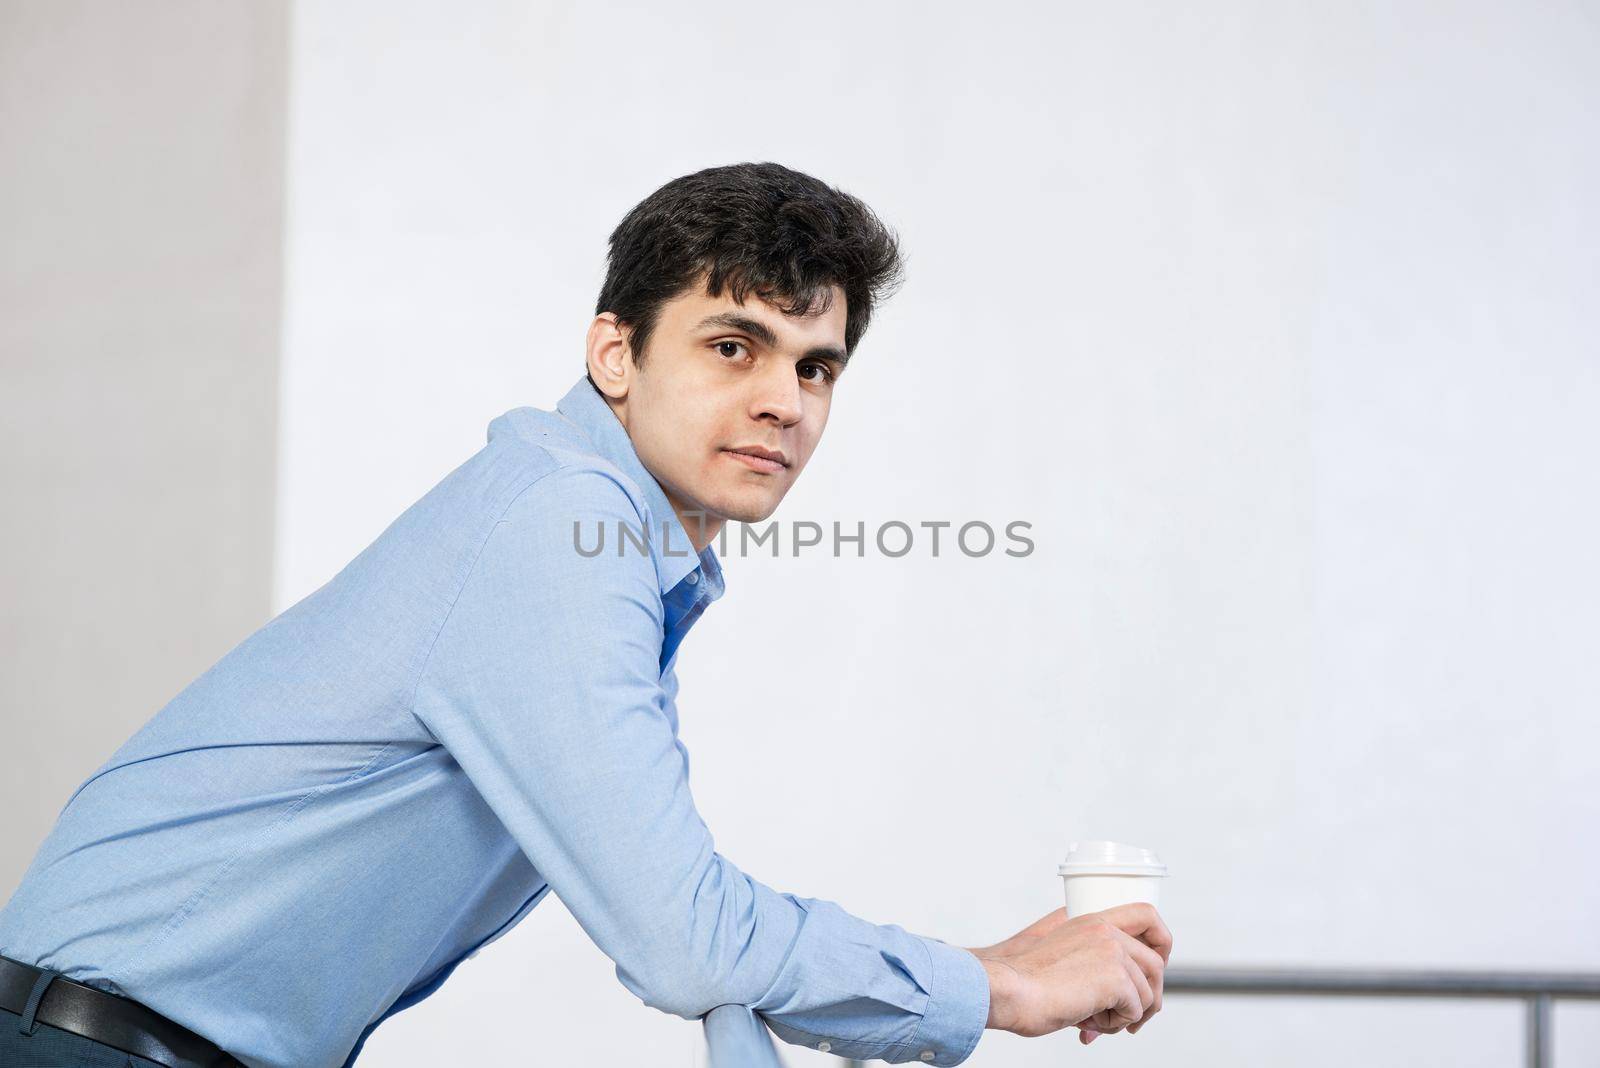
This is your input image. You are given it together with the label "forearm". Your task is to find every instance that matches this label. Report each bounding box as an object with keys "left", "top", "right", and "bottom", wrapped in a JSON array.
[{"left": 740, "top": 893, "right": 990, "bottom": 1066}]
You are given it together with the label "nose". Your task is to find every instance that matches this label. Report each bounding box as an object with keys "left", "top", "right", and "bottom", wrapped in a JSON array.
[{"left": 751, "top": 359, "right": 803, "bottom": 428}]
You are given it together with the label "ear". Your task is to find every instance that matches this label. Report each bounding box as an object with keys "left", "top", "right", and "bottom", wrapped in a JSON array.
[{"left": 585, "top": 313, "right": 635, "bottom": 401}]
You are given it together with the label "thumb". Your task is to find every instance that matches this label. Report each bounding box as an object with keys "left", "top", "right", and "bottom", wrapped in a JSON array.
[{"left": 1079, "top": 1028, "right": 1100, "bottom": 1045}]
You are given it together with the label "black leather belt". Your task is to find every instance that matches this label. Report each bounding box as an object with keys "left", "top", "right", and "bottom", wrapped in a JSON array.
[{"left": 0, "top": 954, "right": 243, "bottom": 1067}]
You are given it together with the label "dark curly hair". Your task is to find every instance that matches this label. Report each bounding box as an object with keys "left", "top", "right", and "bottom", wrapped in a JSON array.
[{"left": 591, "top": 162, "right": 905, "bottom": 381}]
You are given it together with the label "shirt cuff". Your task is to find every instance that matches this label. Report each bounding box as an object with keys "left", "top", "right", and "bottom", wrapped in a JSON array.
[{"left": 907, "top": 935, "right": 989, "bottom": 1066}]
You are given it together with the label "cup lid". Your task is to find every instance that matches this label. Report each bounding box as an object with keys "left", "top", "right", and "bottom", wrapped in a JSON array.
[{"left": 1057, "top": 839, "right": 1168, "bottom": 877}]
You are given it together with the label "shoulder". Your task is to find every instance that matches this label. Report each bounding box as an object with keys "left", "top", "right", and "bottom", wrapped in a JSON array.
[
  {"left": 474, "top": 452, "right": 662, "bottom": 594},
  {"left": 498, "top": 450, "right": 651, "bottom": 532},
  {"left": 471, "top": 415, "right": 650, "bottom": 525}
]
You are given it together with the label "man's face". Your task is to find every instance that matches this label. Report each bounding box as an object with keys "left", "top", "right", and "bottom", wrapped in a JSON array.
[{"left": 586, "top": 278, "right": 848, "bottom": 546}]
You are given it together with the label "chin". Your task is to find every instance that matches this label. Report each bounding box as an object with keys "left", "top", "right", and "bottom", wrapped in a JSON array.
[{"left": 715, "top": 494, "right": 782, "bottom": 525}]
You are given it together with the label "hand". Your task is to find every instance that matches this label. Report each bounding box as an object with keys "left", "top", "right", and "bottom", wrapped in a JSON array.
[{"left": 964, "top": 903, "right": 1172, "bottom": 1044}]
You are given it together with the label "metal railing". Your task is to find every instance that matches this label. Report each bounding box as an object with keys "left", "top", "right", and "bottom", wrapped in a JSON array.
[
  {"left": 1165, "top": 966, "right": 1600, "bottom": 1068},
  {"left": 709, "top": 967, "right": 1600, "bottom": 1068}
]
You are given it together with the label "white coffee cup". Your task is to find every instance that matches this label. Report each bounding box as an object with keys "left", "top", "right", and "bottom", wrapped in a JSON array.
[{"left": 1059, "top": 840, "right": 1168, "bottom": 917}]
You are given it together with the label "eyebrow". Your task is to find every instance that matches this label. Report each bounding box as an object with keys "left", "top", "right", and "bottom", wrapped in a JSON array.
[{"left": 692, "top": 312, "right": 849, "bottom": 367}]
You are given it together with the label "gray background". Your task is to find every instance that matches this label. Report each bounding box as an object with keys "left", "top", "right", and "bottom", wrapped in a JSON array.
[
  {"left": 1, "top": 0, "right": 283, "bottom": 905},
  {"left": 5, "top": 2, "right": 1598, "bottom": 1065}
]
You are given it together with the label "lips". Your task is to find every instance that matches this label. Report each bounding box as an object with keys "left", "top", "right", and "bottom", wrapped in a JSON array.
[{"left": 725, "top": 445, "right": 789, "bottom": 468}]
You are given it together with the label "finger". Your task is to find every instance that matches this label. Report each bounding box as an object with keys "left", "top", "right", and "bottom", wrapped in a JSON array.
[
  {"left": 1080, "top": 1028, "right": 1100, "bottom": 1045},
  {"left": 1091, "top": 966, "right": 1145, "bottom": 1034},
  {"left": 1150, "top": 945, "right": 1165, "bottom": 1015},
  {"left": 1111, "top": 926, "right": 1167, "bottom": 993},
  {"left": 1126, "top": 960, "right": 1165, "bottom": 1035},
  {"left": 1124, "top": 952, "right": 1155, "bottom": 1017},
  {"left": 1090, "top": 1008, "right": 1133, "bottom": 1034},
  {"left": 1104, "top": 902, "right": 1173, "bottom": 964},
  {"left": 1129, "top": 992, "right": 1162, "bottom": 1034},
  {"left": 1121, "top": 947, "right": 1165, "bottom": 1034},
  {"left": 1086, "top": 1012, "right": 1121, "bottom": 1035}
]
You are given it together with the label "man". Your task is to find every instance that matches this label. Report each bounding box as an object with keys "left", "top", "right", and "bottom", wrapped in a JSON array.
[{"left": 0, "top": 162, "right": 1171, "bottom": 1067}]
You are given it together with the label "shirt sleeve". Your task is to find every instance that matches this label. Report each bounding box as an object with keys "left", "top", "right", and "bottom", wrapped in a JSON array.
[{"left": 410, "top": 465, "right": 989, "bottom": 1066}]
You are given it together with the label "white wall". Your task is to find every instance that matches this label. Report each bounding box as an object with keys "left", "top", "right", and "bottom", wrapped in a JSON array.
[{"left": 278, "top": 3, "right": 1600, "bottom": 1064}]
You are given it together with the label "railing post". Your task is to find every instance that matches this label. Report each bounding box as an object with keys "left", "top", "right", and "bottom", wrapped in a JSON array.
[{"left": 1525, "top": 993, "right": 1551, "bottom": 1068}]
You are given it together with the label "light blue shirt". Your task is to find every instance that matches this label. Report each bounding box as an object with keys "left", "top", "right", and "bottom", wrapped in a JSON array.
[{"left": 0, "top": 376, "right": 989, "bottom": 1068}]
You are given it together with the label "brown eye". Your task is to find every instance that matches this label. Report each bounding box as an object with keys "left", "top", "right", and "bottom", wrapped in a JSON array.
[
  {"left": 799, "top": 362, "right": 835, "bottom": 384},
  {"left": 715, "top": 341, "right": 747, "bottom": 360}
]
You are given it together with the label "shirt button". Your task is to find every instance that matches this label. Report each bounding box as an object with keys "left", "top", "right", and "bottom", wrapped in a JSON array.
[
  {"left": 686, "top": 572, "right": 699, "bottom": 585},
  {"left": 817, "top": 1041, "right": 831, "bottom": 1052},
  {"left": 919, "top": 1052, "right": 935, "bottom": 1062}
]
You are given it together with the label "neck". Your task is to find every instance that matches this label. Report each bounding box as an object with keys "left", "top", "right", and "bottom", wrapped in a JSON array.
[
  {"left": 602, "top": 393, "right": 724, "bottom": 554},
  {"left": 665, "top": 496, "right": 725, "bottom": 554}
]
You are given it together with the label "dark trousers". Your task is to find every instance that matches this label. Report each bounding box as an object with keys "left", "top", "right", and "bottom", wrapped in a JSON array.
[{"left": 0, "top": 1004, "right": 171, "bottom": 1067}]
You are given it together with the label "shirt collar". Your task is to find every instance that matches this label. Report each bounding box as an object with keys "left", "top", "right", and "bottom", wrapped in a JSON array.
[{"left": 554, "top": 376, "right": 725, "bottom": 602}]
